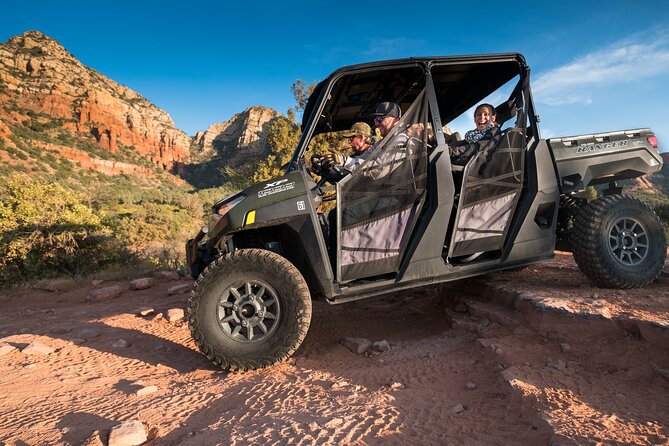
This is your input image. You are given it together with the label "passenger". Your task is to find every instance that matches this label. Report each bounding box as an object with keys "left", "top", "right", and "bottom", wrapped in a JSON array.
[
  {"left": 464, "top": 103, "right": 498, "bottom": 143},
  {"left": 311, "top": 103, "right": 409, "bottom": 256},
  {"left": 357, "top": 101, "right": 409, "bottom": 179},
  {"left": 450, "top": 103, "right": 501, "bottom": 166}
]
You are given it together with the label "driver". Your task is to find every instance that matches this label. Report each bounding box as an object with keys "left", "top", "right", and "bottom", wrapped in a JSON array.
[
  {"left": 311, "top": 122, "right": 373, "bottom": 178},
  {"left": 344, "top": 121, "right": 374, "bottom": 157}
]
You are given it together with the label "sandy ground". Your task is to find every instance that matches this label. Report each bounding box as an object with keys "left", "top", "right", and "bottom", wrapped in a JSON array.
[{"left": 0, "top": 252, "right": 668, "bottom": 446}]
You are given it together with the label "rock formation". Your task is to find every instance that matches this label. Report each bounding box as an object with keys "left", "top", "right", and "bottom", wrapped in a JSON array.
[
  {"left": 0, "top": 30, "right": 190, "bottom": 173},
  {"left": 193, "top": 105, "right": 279, "bottom": 168}
]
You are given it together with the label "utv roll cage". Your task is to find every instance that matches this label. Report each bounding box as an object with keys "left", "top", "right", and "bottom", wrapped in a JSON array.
[{"left": 290, "top": 53, "right": 536, "bottom": 170}]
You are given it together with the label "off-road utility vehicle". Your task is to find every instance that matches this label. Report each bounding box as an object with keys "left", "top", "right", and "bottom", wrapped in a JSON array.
[{"left": 186, "top": 53, "right": 665, "bottom": 371}]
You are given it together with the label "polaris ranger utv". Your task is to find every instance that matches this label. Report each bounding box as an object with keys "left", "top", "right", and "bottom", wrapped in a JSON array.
[{"left": 186, "top": 53, "right": 665, "bottom": 371}]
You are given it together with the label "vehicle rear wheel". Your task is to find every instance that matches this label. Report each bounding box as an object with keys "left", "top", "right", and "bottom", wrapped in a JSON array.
[
  {"left": 571, "top": 195, "right": 666, "bottom": 288},
  {"left": 188, "top": 249, "right": 312, "bottom": 371}
]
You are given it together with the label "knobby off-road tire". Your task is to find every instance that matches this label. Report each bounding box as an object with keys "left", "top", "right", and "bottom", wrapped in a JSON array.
[
  {"left": 188, "top": 249, "right": 312, "bottom": 371},
  {"left": 572, "top": 195, "right": 666, "bottom": 288}
]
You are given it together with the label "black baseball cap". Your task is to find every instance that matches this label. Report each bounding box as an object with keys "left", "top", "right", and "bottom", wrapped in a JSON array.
[{"left": 371, "top": 102, "right": 401, "bottom": 118}]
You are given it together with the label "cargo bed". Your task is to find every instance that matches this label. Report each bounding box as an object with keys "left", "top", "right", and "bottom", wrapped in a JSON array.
[{"left": 548, "top": 128, "right": 662, "bottom": 193}]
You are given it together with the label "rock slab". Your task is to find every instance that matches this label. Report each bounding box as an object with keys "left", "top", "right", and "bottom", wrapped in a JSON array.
[
  {"left": 108, "top": 420, "right": 147, "bottom": 446},
  {"left": 167, "top": 283, "right": 192, "bottom": 295},
  {"left": 153, "top": 271, "right": 179, "bottom": 281},
  {"left": 340, "top": 337, "right": 372, "bottom": 354},
  {"left": 451, "top": 403, "right": 465, "bottom": 414},
  {"left": 22, "top": 341, "right": 54, "bottom": 355},
  {"left": 166, "top": 308, "right": 184, "bottom": 323},
  {"left": 112, "top": 339, "right": 130, "bottom": 348},
  {"left": 137, "top": 307, "right": 155, "bottom": 317},
  {"left": 130, "top": 278, "right": 155, "bottom": 290},
  {"left": 372, "top": 340, "right": 391, "bottom": 352},
  {"left": 36, "top": 278, "right": 76, "bottom": 292},
  {"left": 87, "top": 286, "right": 123, "bottom": 302},
  {"left": 135, "top": 385, "right": 158, "bottom": 396},
  {"left": 0, "top": 342, "right": 17, "bottom": 356}
]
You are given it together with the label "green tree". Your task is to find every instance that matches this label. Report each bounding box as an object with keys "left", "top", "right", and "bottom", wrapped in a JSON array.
[
  {"left": 253, "top": 109, "right": 301, "bottom": 182},
  {"left": 290, "top": 79, "right": 316, "bottom": 113}
]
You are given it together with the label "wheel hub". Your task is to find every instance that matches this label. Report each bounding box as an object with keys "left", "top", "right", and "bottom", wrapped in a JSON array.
[
  {"left": 216, "top": 280, "right": 280, "bottom": 343},
  {"left": 609, "top": 217, "right": 648, "bottom": 266}
]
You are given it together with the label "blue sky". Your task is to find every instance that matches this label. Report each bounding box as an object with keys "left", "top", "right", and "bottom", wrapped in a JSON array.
[{"left": 2, "top": 0, "right": 669, "bottom": 150}]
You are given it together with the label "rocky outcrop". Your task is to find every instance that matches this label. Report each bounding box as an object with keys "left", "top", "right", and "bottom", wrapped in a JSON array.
[
  {"left": 30, "top": 140, "right": 158, "bottom": 177},
  {"left": 193, "top": 105, "right": 279, "bottom": 168},
  {"left": 0, "top": 30, "right": 190, "bottom": 172}
]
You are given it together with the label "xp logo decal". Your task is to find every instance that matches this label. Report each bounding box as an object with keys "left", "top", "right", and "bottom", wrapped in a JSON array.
[
  {"left": 258, "top": 179, "right": 296, "bottom": 198},
  {"left": 263, "top": 179, "right": 288, "bottom": 189}
]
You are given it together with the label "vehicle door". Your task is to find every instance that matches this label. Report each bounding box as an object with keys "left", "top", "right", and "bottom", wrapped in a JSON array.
[
  {"left": 447, "top": 99, "right": 527, "bottom": 258},
  {"left": 336, "top": 89, "right": 429, "bottom": 282}
]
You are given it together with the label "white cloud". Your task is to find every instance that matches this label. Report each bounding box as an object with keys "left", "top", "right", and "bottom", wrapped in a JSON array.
[{"left": 534, "top": 32, "right": 669, "bottom": 106}]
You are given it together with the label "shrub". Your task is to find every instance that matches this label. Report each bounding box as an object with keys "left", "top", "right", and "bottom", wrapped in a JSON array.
[{"left": 0, "top": 175, "right": 134, "bottom": 286}]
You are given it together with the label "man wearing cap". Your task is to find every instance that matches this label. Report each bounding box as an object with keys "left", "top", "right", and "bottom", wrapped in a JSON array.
[
  {"left": 314, "top": 102, "right": 407, "bottom": 181},
  {"left": 363, "top": 101, "right": 409, "bottom": 179},
  {"left": 310, "top": 121, "right": 373, "bottom": 180},
  {"left": 338, "top": 121, "right": 374, "bottom": 171},
  {"left": 344, "top": 121, "right": 373, "bottom": 155},
  {"left": 371, "top": 101, "right": 401, "bottom": 138}
]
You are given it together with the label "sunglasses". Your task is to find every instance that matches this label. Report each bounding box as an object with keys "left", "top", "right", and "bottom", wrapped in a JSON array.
[{"left": 373, "top": 116, "right": 386, "bottom": 123}]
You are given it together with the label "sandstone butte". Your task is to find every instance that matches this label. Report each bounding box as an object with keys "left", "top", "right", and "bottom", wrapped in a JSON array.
[
  {"left": 0, "top": 30, "right": 190, "bottom": 174},
  {"left": 193, "top": 105, "right": 279, "bottom": 170}
]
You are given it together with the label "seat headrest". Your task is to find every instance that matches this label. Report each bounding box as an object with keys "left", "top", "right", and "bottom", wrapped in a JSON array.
[{"left": 495, "top": 99, "right": 517, "bottom": 127}]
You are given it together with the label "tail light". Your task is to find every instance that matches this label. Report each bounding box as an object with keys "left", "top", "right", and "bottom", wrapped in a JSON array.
[{"left": 647, "top": 134, "right": 659, "bottom": 151}]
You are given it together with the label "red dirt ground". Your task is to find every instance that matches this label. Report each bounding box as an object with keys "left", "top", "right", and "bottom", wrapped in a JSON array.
[{"left": 0, "top": 252, "right": 667, "bottom": 445}]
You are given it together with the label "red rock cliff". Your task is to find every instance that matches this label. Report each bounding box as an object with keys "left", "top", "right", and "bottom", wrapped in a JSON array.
[{"left": 0, "top": 30, "right": 190, "bottom": 172}]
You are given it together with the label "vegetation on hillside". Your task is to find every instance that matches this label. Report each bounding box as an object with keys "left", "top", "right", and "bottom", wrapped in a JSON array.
[
  {"left": 624, "top": 172, "right": 669, "bottom": 240},
  {"left": 0, "top": 176, "right": 129, "bottom": 285},
  {"left": 0, "top": 107, "right": 237, "bottom": 287}
]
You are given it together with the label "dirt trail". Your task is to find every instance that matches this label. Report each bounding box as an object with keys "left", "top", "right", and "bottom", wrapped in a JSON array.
[{"left": 0, "top": 253, "right": 667, "bottom": 445}]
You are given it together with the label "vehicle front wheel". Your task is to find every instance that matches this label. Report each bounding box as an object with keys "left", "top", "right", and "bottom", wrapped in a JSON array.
[
  {"left": 571, "top": 195, "right": 666, "bottom": 288},
  {"left": 188, "top": 249, "right": 312, "bottom": 371}
]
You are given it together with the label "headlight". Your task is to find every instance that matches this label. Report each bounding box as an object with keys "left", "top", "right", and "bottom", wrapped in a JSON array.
[{"left": 214, "top": 193, "right": 245, "bottom": 216}]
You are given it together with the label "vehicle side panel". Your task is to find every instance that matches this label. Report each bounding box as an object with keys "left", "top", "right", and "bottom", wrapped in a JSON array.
[
  {"left": 399, "top": 144, "right": 455, "bottom": 281},
  {"left": 504, "top": 138, "right": 560, "bottom": 261}
]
